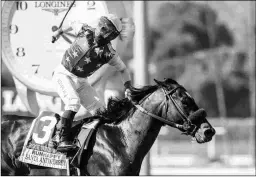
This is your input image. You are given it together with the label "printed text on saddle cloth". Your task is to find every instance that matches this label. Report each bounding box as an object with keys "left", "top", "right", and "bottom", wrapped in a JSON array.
[{"left": 18, "top": 114, "right": 68, "bottom": 169}]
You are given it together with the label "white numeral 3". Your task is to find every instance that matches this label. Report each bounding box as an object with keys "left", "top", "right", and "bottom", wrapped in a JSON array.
[{"left": 32, "top": 116, "right": 57, "bottom": 144}]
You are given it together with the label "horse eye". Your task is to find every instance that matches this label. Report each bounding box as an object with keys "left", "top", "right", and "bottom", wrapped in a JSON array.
[
  {"left": 181, "top": 97, "right": 189, "bottom": 105},
  {"left": 101, "top": 27, "right": 107, "bottom": 32}
]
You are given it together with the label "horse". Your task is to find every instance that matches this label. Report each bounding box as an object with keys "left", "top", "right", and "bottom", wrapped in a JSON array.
[{"left": 1, "top": 78, "right": 215, "bottom": 176}]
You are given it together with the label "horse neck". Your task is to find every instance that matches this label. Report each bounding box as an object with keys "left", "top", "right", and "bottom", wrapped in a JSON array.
[
  {"left": 88, "top": 91, "right": 165, "bottom": 175},
  {"left": 118, "top": 94, "right": 163, "bottom": 165}
]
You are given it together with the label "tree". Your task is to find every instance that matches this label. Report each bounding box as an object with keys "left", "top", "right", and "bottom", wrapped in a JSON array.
[{"left": 150, "top": 1, "right": 234, "bottom": 64}]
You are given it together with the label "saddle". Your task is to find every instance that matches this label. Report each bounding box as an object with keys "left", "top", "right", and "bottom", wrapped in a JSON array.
[{"left": 18, "top": 111, "right": 101, "bottom": 175}]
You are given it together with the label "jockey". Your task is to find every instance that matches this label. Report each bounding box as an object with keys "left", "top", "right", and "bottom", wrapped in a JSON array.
[{"left": 52, "top": 14, "right": 134, "bottom": 152}]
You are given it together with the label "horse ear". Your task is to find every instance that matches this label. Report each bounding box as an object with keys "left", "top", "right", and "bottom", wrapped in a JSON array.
[{"left": 154, "top": 79, "right": 166, "bottom": 87}]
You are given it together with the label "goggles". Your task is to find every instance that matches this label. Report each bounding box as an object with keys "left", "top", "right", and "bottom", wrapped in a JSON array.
[{"left": 98, "top": 16, "right": 120, "bottom": 40}]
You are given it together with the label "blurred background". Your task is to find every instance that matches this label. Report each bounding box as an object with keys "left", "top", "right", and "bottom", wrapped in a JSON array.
[{"left": 1, "top": 1, "right": 255, "bottom": 175}]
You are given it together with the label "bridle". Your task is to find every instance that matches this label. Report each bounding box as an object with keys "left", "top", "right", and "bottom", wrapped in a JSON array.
[{"left": 134, "top": 86, "right": 198, "bottom": 136}]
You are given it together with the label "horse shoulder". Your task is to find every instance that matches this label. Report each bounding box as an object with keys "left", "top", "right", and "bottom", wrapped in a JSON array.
[{"left": 86, "top": 124, "right": 131, "bottom": 175}]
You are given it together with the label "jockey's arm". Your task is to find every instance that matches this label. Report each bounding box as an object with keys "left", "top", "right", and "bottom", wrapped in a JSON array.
[{"left": 108, "top": 54, "right": 131, "bottom": 85}]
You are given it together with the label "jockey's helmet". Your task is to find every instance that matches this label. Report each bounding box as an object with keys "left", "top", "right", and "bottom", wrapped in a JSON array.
[
  {"left": 104, "top": 14, "right": 122, "bottom": 32},
  {"left": 96, "top": 14, "right": 122, "bottom": 43}
]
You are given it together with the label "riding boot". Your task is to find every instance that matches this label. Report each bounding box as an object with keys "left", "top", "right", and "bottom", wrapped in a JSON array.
[{"left": 57, "top": 115, "right": 77, "bottom": 152}]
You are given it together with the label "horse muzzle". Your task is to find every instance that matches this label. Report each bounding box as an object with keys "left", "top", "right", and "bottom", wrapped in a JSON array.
[{"left": 187, "top": 109, "right": 216, "bottom": 143}]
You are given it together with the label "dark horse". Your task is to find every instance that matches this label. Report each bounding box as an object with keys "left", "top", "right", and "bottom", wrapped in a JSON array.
[{"left": 1, "top": 78, "right": 215, "bottom": 175}]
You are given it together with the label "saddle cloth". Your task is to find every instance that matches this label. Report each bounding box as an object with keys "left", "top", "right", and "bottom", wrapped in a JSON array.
[{"left": 18, "top": 111, "right": 99, "bottom": 170}]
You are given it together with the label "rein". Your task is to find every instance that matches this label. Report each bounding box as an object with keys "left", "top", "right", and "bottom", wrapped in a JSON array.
[{"left": 133, "top": 86, "right": 198, "bottom": 136}]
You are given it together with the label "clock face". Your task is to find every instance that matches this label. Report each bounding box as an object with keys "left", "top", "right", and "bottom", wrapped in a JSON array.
[{"left": 2, "top": 1, "right": 127, "bottom": 96}]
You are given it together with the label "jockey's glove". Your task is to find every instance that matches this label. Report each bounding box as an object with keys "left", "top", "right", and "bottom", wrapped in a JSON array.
[
  {"left": 124, "top": 81, "right": 133, "bottom": 100},
  {"left": 52, "top": 28, "right": 64, "bottom": 43},
  {"left": 124, "top": 81, "right": 140, "bottom": 103},
  {"left": 124, "top": 80, "right": 132, "bottom": 90}
]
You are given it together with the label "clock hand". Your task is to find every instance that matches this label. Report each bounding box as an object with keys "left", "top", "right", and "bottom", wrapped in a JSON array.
[
  {"left": 52, "top": 27, "right": 76, "bottom": 43},
  {"left": 62, "top": 27, "right": 73, "bottom": 33},
  {"left": 61, "top": 34, "right": 72, "bottom": 44},
  {"left": 63, "top": 32, "right": 77, "bottom": 38}
]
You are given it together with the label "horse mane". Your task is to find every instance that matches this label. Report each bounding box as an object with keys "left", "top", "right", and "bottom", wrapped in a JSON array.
[{"left": 96, "top": 84, "right": 159, "bottom": 124}]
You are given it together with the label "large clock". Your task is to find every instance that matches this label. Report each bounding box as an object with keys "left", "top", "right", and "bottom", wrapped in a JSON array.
[{"left": 2, "top": 1, "right": 129, "bottom": 97}]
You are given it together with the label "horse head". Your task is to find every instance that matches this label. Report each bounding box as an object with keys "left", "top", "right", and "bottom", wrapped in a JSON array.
[{"left": 141, "top": 78, "right": 216, "bottom": 143}]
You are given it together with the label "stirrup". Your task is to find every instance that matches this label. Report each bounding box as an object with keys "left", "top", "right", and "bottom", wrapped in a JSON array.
[{"left": 57, "top": 143, "right": 77, "bottom": 152}]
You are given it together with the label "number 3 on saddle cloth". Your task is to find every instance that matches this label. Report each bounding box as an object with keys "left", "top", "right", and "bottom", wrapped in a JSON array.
[{"left": 18, "top": 111, "right": 99, "bottom": 170}]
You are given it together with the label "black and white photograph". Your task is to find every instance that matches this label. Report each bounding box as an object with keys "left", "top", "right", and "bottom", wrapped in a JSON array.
[{"left": 1, "top": 1, "right": 255, "bottom": 175}]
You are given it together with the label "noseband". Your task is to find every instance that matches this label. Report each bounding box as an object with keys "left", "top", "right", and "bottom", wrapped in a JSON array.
[{"left": 134, "top": 86, "right": 198, "bottom": 136}]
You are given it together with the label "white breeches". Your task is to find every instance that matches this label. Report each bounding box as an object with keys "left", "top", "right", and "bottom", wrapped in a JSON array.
[{"left": 52, "top": 65, "right": 104, "bottom": 114}]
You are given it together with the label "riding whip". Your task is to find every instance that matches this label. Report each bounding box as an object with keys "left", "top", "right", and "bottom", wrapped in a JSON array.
[{"left": 52, "top": 0, "right": 76, "bottom": 43}]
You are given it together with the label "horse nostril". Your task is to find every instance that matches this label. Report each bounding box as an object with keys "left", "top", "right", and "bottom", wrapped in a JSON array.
[{"left": 204, "top": 128, "right": 215, "bottom": 138}]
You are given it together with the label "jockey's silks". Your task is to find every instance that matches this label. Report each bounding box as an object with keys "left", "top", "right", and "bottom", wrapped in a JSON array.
[{"left": 61, "top": 24, "right": 117, "bottom": 78}]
